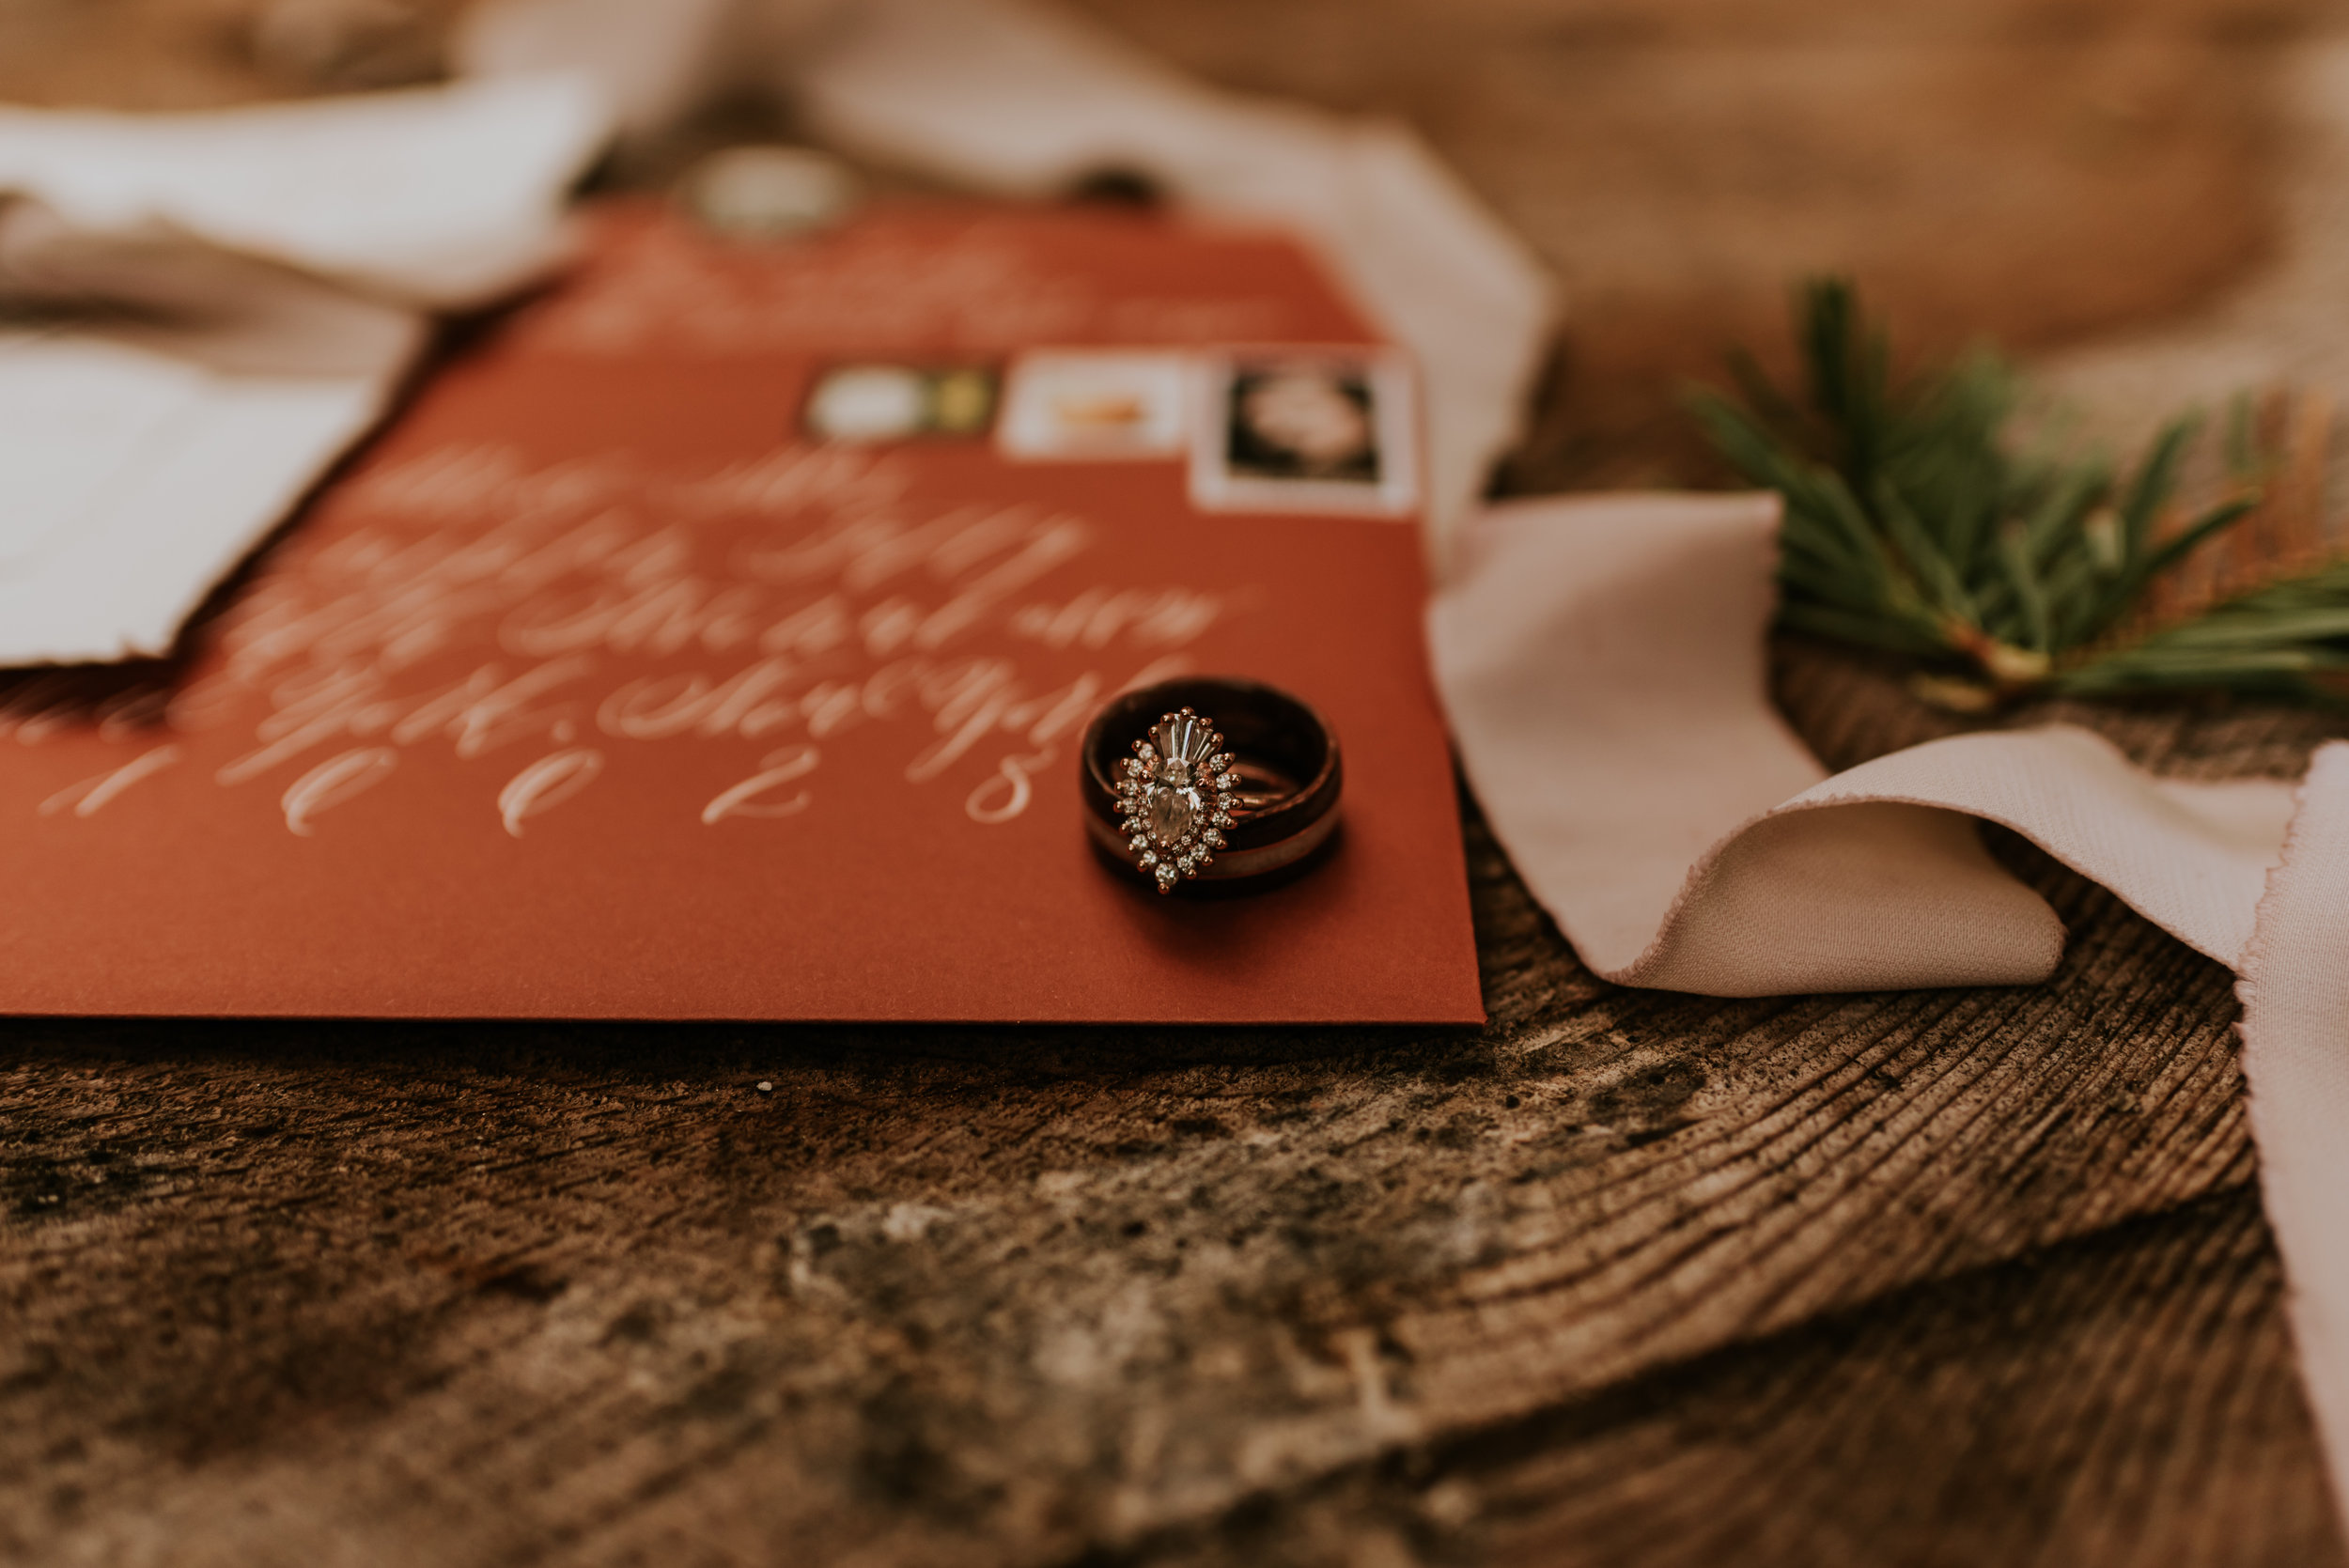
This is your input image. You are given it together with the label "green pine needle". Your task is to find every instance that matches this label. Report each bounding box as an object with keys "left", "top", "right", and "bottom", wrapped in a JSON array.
[{"left": 1689, "top": 277, "right": 2349, "bottom": 709}]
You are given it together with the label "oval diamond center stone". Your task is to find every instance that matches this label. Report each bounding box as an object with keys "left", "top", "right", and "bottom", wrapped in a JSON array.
[{"left": 1145, "top": 784, "right": 1201, "bottom": 846}]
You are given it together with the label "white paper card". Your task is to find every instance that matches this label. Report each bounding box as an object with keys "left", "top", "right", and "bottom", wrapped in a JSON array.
[
  {"left": 0, "top": 315, "right": 421, "bottom": 665},
  {"left": 0, "top": 76, "right": 612, "bottom": 667}
]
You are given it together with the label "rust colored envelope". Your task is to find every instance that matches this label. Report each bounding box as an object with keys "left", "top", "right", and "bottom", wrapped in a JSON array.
[{"left": 0, "top": 203, "right": 1482, "bottom": 1023}]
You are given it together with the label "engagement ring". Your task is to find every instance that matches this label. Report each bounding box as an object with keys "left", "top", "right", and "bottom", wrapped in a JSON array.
[{"left": 1080, "top": 676, "right": 1342, "bottom": 893}]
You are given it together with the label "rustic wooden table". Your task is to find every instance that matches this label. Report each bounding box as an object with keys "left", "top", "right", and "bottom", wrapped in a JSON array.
[
  {"left": 5, "top": 644, "right": 2345, "bottom": 1567},
  {"left": 6, "top": 3, "right": 2349, "bottom": 1561}
]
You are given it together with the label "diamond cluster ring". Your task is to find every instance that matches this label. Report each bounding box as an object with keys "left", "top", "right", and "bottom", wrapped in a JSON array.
[
  {"left": 1117, "top": 706, "right": 1238, "bottom": 893},
  {"left": 1080, "top": 676, "right": 1343, "bottom": 894}
]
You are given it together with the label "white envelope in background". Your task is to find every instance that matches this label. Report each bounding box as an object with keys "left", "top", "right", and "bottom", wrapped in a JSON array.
[
  {"left": 0, "top": 309, "right": 419, "bottom": 665},
  {"left": 0, "top": 76, "right": 611, "bottom": 667}
]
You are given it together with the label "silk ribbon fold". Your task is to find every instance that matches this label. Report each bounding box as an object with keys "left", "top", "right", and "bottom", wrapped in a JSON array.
[{"left": 1432, "top": 490, "right": 2349, "bottom": 1517}]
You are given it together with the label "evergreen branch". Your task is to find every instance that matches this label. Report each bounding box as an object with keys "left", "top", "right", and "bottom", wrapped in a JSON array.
[{"left": 1691, "top": 276, "right": 2349, "bottom": 708}]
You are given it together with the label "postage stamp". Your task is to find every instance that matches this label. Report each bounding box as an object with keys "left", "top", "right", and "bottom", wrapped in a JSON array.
[
  {"left": 995, "top": 349, "right": 1192, "bottom": 461},
  {"left": 803, "top": 363, "right": 999, "bottom": 442},
  {"left": 1188, "top": 350, "right": 1417, "bottom": 517}
]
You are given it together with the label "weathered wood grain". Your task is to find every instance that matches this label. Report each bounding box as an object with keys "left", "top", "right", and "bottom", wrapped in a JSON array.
[{"left": 1116, "top": 1185, "right": 2342, "bottom": 1568}]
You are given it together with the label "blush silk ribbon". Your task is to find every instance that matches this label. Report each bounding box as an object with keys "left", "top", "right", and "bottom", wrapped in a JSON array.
[{"left": 1430, "top": 491, "right": 2349, "bottom": 1520}]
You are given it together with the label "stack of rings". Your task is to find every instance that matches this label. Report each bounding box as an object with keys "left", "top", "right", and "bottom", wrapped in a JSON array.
[{"left": 1079, "top": 676, "right": 1343, "bottom": 893}]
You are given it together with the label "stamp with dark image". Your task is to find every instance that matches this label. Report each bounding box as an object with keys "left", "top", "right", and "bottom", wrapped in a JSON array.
[
  {"left": 1190, "top": 351, "right": 1416, "bottom": 516},
  {"left": 1229, "top": 363, "right": 1380, "bottom": 482}
]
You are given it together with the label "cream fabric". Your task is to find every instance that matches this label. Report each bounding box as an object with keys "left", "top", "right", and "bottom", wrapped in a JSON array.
[
  {"left": 0, "top": 75, "right": 607, "bottom": 310},
  {"left": 1432, "top": 490, "right": 2349, "bottom": 1516},
  {"left": 2241, "top": 744, "right": 2349, "bottom": 1520}
]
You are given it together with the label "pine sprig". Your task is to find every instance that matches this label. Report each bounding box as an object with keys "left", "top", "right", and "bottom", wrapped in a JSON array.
[{"left": 1689, "top": 278, "right": 2347, "bottom": 710}]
